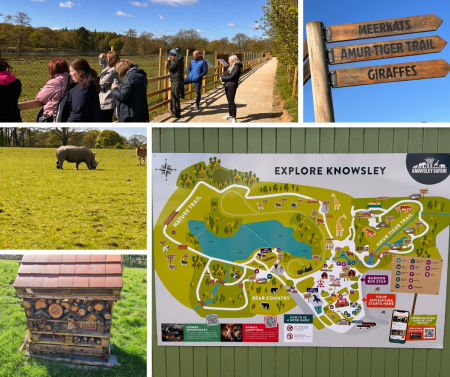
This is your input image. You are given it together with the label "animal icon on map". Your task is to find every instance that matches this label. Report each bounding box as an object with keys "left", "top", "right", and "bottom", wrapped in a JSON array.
[
  {"left": 256, "top": 202, "right": 265, "bottom": 210},
  {"left": 313, "top": 295, "right": 322, "bottom": 304},
  {"left": 261, "top": 303, "right": 270, "bottom": 310},
  {"left": 270, "top": 287, "right": 279, "bottom": 294},
  {"left": 162, "top": 245, "right": 170, "bottom": 252}
]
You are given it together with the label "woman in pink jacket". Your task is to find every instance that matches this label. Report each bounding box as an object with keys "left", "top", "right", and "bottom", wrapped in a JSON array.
[{"left": 35, "top": 58, "right": 69, "bottom": 122}]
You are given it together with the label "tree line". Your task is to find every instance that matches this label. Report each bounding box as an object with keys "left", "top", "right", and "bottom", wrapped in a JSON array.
[
  {"left": 0, "top": 127, "right": 147, "bottom": 149},
  {"left": 0, "top": 11, "right": 270, "bottom": 55}
]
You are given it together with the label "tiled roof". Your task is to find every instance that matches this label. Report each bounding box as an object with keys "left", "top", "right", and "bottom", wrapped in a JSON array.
[{"left": 13, "top": 255, "right": 123, "bottom": 289}]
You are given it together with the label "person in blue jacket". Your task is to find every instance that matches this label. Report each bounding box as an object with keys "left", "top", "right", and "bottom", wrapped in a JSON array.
[{"left": 184, "top": 50, "right": 208, "bottom": 110}]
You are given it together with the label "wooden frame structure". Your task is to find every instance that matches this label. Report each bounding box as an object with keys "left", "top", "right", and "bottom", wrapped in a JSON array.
[{"left": 13, "top": 254, "right": 123, "bottom": 362}]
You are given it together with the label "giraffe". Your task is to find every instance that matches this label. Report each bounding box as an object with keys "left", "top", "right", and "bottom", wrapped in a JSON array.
[
  {"left": 336, "top": 214, "right": 347, "bottom": 237},
  {"left": 331, "top": 193, "right": 340, "bottom": 211}
]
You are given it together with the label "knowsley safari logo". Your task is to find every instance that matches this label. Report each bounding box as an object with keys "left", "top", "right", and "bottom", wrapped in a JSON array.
[
  {"left": 406, "top": 154, "right": 450, "bottom": 185},
  {"left": 412, "top": 157, "right": 447, "bottom": 174}
]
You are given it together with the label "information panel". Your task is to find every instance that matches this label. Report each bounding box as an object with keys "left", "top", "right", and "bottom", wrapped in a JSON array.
[{"left": 153, "top": 153, "right": 450, "bottom": 348}]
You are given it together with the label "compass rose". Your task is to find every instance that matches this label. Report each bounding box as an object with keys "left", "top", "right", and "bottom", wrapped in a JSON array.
[{"left": 155, "top": 159, "right": 176, "bottom": 180}]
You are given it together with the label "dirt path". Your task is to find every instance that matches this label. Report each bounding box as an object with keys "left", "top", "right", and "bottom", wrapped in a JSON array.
[{"left": 151, "top": 58, "right": 282, "bottom": 123}]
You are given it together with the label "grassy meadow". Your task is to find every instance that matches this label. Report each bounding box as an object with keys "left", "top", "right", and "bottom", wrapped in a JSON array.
[
  {"left": 0, "top": 148, "right": 147, "bottom": 250},
  {"left": 0, "top": 259, "right": 147, "bottom": 377},
  {"left": 7, "top": 53, "right": 216, "bottom": 122}
]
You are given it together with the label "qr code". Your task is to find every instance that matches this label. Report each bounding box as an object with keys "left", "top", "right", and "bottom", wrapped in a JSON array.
[
  {"left": 424, "top": 328, "right": 435, "bottom": 339},
  {"left": 206, "top": 314, "right": 219, "bottom": 326},
  {"left": 265, "top": 316, "right": 277, "bottom": 328}
]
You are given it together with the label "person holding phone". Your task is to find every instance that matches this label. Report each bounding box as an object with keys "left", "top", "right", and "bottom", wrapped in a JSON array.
[
  {"left": 220, "top": 54, "right": 243, "bottom": 123},
  {"left": 167, "top": 48, "right": 184, "bottom": 118}
]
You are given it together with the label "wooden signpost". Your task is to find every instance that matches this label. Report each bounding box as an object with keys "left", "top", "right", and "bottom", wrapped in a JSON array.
[
  {"left": 305, "top": 14, "right": 448, "bottom": 122},
  {"left": 328, "top": 36, "right": 446, "bottom": 65},
  {"left": 330, "top": 59, "right": 450, "bottom": 88},
  {"left": 324, "top": 15, "right": 443, "bottom": 43}
]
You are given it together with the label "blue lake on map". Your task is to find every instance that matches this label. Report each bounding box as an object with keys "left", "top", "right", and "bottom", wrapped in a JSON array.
[{"left": 188, "top": 220, "right": 312, "bottom": 262}]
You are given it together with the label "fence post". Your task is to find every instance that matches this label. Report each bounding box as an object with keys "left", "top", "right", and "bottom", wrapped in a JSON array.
[
  {"left": 167, "top": 60, "right": 172, "bottom": 110},
  {"left": 158, "top": 48, "right": 162, "bottom": 100},
  {"left": 164, "top": 61, "right": 168, "bottom": 101},
  {"left": 287, "top": 64, "right": 290, "bottom": 84},
  {"left": 306, "top": 21, "right": 335, "bottom": 122},
  {"left": 111, "top": 46, "right": 115, "bottom": 52},
  {"left": 214, "top": 51, "right": 217, "bottom": 89},
  {"left": 203, "top": 50, "right": 206, "bottom": 94},
  {"left": 186, "top": 49, "right": 192, "bottom": 100},
  {"left": 292, "top": 67, "right": 298, "bottom": 100}
]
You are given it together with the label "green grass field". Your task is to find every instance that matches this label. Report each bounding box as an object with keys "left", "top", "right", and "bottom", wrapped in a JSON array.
[
  {"left": 0, "top": 148, "right": 147, "bottom": 250},
  {"left": 7, "top": 53, "right": 217, "bottom": 122},
  {"left": 0, "top": 260, "right": 147, "bottom": 377}
]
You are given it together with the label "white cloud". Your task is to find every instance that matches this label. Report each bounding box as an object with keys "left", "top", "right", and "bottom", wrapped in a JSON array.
[
  {"left": 114, "top": 11, "right": 135, "bottom": 17},
  {"left": 248, "top": 24, "right": 261, "bottom": 30},
  {"left": 158, "top": 15, "right": 166, "bottom": 20},
  {"left": 195, "top": 29, "right": 204, "bottom": 34},
  {"left": 31, "top": 0, "right": 46, "bottom": 2},
  {"left": 51, "top": 27, "right": 61, "bottom": 30},
  {"left": 59, "top": 1, "right": 75, "bottom": 8},
  {"left": 227, "top": 23, "right": 236, "bottom": 27},
  {"left": 129, "top": 1, "right": 148, "bottom": 7},
  {"left": 149, "top": 0, "right": 198, "bottom": 6}
]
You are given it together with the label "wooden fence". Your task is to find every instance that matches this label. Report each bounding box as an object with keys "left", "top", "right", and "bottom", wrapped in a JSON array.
[
  {"left": 17, "top": 49, "right": 271, "bottom": 119},
  {"left": 152, "top": 127, "right": 450, "bottom": 377}
]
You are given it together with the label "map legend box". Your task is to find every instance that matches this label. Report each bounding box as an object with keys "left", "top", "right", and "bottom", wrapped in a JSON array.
[{"left": 390, "top": 256, "right": 443, "bottom": 295}]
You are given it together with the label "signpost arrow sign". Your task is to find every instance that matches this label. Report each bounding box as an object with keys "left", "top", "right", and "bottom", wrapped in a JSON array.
[
  {"left": 330, "top": 59, "right": 450, "bottom": 88},
  {"left": 325, "top": 14, "right": 443, "bottom": 43},
  {"left": 328, "top": 36, "right": 447, "bottom": 65}
]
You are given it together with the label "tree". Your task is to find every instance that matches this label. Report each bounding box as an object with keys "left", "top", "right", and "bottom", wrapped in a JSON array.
[
  {"left": 138, "top": 31, "right": 153, "bottom": 55},
  {"left": 76, "top": 26, "right": 91, "bottom": 49},
  {"left": 95, "top": 130, "right": 126, "bottom": 148},
  {"left": 128, "top": 134, "right": 147, "bottom": 148},
  {"left": 231, "top": 33, "right": 250, "bottom": 50},
  {"left": 50, "top": 127, "right": 88, "bottom": 146},
  {"left": 0, "top": 13, "right": 13, "bottom": 48},
  {"left": 12, "top": 12, "right": 32, "bottom": 55}
]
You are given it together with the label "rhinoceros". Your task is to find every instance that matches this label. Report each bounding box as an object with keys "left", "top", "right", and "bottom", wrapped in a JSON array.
[{"left": 56, "top": 146, "right": 100, "bottom": 170}]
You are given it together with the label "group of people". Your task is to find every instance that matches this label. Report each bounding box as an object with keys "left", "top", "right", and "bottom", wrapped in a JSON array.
[
  {"left": 0, "top": 49, "right": 243, "bottom": 123},
  {"left": 0, "top": 52, "right": 149, "bottom": 122},
  {"left": 167, "top": 48, "right": 243, "bottom": 122}
]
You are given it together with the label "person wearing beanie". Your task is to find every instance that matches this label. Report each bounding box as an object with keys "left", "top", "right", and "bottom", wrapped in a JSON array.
[{"left": 167, "top": 48, "right": 184, "bottom": 118}]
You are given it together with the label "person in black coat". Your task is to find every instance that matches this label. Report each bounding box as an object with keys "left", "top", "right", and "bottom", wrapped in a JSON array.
[
  {"left": 167, "top": 48, "right": 184, "bottom": 118},
  {"left": 220, "top": 55, "right": 243, "bottom": 123},
  {"left": 56, "top": 58, "right": 102, "bottom": 122},
  {"left": 111, "top": 59, "right": 149, "bottom": 122},
  {"left": 0, "top": 58, "right": 22, "bottom": 122}
]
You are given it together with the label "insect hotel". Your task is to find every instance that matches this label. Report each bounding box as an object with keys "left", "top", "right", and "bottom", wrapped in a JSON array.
[{"left": 13, "top": 254, "right": 123, "bottom": 363}]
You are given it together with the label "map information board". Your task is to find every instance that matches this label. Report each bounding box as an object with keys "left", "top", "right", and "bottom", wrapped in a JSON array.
[{"left": 153, "top": 153, "right": 450, "bottom": 348}]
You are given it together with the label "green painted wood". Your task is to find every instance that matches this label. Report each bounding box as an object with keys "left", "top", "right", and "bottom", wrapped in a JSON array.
[
  {"left": 233, "top": 128, "right": 248, "bottom": 153},
  {"left": 290, "top": 128, "right": 305, "bottom": 153},
  {"left": 317, "top": 348, "right": 330, "bottom": 377},
  {"left": 364, "top": 128, "right": 379, "bottom": 153},
  {"left": 175, "top": 128, "right": 190, "bottom": 153},
  {"left": 276, "top": 348, "right": 289, "bottom": 377},
  {"left": 152, "top": 127, "right": 449, "bottom": 377},
  {"left": 385, "top": 348, "right": 400, "bottom": 377},
  {"left": 219, "top": 128, "right": 233, "bottom": 153},
  {"left": 378, "top": 128, "right": 394, "bottom": 153},
  {"left": 334, "top": 128, "right": 349, "bottom": 153},
  {"left": 180, "top": 347, "right": 194, "bottom": 377}
]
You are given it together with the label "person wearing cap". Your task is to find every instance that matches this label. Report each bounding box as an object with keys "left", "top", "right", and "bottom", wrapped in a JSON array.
[
  {"left": 184, "top": 50, "right": 208, "bottom": 111},
  {"left": 167, "top": 48, "right": 184, "bottom": 118}
]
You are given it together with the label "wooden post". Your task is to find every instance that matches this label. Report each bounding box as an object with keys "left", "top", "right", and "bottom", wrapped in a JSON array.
[
  {"left": 158, "top": 48, "right": 162, "bottom": 100},
  {"left": 288, "top": 64, "right": 290, "bottom": 84},
  {"left": 111, "top": 46, "right": 115, "bottom": 52},
  {"left": 306, "top": 21, "right": 335, "bottom": 122},
  {"left": 214, "top": 51, "right": 217, "bottom": 89},
  {"left": 292, "top": 67, "right": 298, "bottom": 100},
  {"left": 185, "top": 49, "right": 191, "bottom": 100},
  {"left": 203, "top": 50, "right": 206, "bottom": 94},
  {"left": 411, "top": 293, "right": 418, "bottom": 315}
]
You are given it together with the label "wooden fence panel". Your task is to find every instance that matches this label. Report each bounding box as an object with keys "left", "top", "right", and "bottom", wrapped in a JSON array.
[{"left": 152, "top": 127, "right": 450, "bottom": 377}]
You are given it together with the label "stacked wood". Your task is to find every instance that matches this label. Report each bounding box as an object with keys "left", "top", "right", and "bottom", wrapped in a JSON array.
[
  {"left": 68, "top": 299, "right": 74, "bottom": 303},
  {"left": 87, "top": 305, "right": 93, "bottom": 312},
  {"left": 48, "top": 304, "right": 63, "bottom": 319},
  {"left": 100, "top": 310, "right": 112, "bottom": 320},
  {"left": 70, "top": 303, "right": 79, "bottom": 312},
  {"left": 61, "top": 301, "right": 70, "bottom": 310},
  {"left": 77, "top": 308, "right": 87, "bottom": 317},
  {"left": 34, "top": 299, "right": 47, "bottom": 310},
  {"left": 22, "top": 299, "right": 33, "bottom": 310},
  {"left": 93, "top": 302, "right": 105, "bottom": 312},
  {"left": 55, "top": 300, "right": 60, "bottom": 304},
  {"left": 63, "top": 309, "right": 69, "bottom": 314},
  {"left": 25, "top": 309, "right": 35, "bottom": 317},
  {"left": 38, "top": 324, "right": 45, "bottom": 329},
  {"left": 45, "top": 325, "right": 52, "bottom": 331},
  {"left": 97, "top": 340, "right": 101, "bottom": 344},
  {"left": 47, "top": 300, "right": 53, "bottom": 304}
]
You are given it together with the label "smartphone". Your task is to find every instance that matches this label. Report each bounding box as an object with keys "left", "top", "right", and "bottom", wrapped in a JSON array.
[{"left": 389, "top": 310, "right": 410, "bottom": 344}]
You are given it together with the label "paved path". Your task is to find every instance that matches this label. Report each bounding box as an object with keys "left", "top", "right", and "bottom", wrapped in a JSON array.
[{"left": 151, "top": 58, "right": 282, "bottom": 123}]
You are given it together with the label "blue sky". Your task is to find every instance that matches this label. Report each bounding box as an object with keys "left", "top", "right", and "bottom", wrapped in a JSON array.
[
  {"left": 303, "top": 0, "right": 450, "bottom": 122},
  {"left": 6, "top": 0, "right": 266, "bottom": 40}
]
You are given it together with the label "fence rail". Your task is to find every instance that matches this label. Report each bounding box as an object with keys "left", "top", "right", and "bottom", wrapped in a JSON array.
[{"left": 16, "top": 49, "right": 271, "bottom": 121}]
